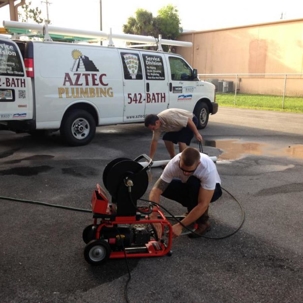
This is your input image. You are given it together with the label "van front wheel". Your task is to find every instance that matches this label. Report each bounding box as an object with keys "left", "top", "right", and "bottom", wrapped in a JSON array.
[
  {"left": 194, "top": 103, "right": 209, "bottom": 129},
  {"left": 61, "top": 110, "right": 96, "bottom": 146}
]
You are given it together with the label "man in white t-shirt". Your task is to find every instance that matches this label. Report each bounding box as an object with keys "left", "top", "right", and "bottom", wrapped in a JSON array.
[
  {"left": 149, "top": 147, "right": 222, "bottom": 238},
  {"left": 144, "top": 108, "right": 203, "bottom": 160}
]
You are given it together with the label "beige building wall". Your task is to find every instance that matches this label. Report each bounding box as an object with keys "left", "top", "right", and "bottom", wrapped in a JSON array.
[{"left": 176, "top": 19, "right": 303, "bottom": 96}]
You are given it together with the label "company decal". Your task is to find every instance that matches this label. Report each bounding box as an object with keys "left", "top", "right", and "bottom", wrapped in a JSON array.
[
  {"left": 127, "top": 92, "right": 166, "bottom": 104},
  {"left": 173, "top": 86, "right": 182, "bottom": 94},
  {"left": 143, "top": 55, "right": 165, "bottom": 81},
  {"left": 0, "top": 113, "right": 11, "bottom": 119},
  {"left": 0, "top": 77, "right": 26, "bottom": 88},
  {"left": 184, "top": 86, "right": 195, "bottom": 93},
  {"left": 0, "top": 42, "right": 24, "bottom": 76},
  {"left": 58, "top": 50, "right": 113, "bottom": 99},
  {"left": 13, "top": 113, "right": 26, "bottom": 118},
  {"left": 123, "top": 54, "right": 139, "bottom": 79},
  {"left": 177, "top": 94, "right": 193, "bottom": 101}
]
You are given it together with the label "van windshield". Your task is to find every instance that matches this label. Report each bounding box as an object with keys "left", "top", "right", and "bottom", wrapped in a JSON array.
[{"left": 0, "top": 40, "right": 24, "bottom": 76}]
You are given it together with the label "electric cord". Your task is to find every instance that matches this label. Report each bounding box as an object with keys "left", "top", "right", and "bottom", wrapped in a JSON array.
[
  {"left": 139, "top": 185, "right": 245, "bottom": 240},
  {"left": 0, "top": 184, "right": 245, "bottom": 239},
  {"left": 1, "top": 184, "right": 245, "bottom": 303},
  {"left": 0, "top": 195, "right": 92, "bottom": 213},
  {"left": 115, "top": 228, "right": 132, "bottom": 303}
]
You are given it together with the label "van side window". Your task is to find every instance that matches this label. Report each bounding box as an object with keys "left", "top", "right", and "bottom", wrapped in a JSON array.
[
  {"left": 142, "top": 54, "right": 165, "bottom": 80},
  {"left": 0, "top": 40, "right": 24, "bottom": 76},
  {"left": 169, "top": 57, "right": 192, "bottom": 81},
  {"left": 120, "top": 52, "right": 143, "bottom": 80}
]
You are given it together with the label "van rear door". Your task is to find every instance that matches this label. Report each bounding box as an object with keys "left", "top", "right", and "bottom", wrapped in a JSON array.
[{"left": 0, "top": 38, "right": 32, "bottom": 122}]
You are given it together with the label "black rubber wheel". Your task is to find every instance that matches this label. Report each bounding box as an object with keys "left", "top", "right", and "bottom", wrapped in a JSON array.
[
  {"left": 82, "top": 224, "right": 97, "bottom": 244},
  {"left": 60, "top": 109, "right": 96, "bottom": 146},
  {"left": 194, "top": 102, "right": 209, "bottom": 129},
  {"left": 84, "top": 239, "right": 111, "bottom": 265},
  {"left": 167, "top": 250, "right": 173, "bottom": 256}
]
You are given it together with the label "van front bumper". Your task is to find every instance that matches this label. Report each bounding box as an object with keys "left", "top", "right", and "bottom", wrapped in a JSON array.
[{"left": 212, "top": 102, "right": 218, "bottom": 115}]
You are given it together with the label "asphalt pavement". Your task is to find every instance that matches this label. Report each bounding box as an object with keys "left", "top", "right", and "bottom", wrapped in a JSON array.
[{"left": 0, "top": 108, "right": 303, "bottom": 303}]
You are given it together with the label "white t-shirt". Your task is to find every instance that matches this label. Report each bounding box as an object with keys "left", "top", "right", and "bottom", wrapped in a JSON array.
[{"left": 160, "top": 152, "right": 221, "bottom": 190}]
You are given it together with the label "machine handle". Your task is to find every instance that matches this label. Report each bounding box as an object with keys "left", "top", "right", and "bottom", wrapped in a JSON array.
[{"left": 134, "top": 154, "right": 153, "bottom": 171}]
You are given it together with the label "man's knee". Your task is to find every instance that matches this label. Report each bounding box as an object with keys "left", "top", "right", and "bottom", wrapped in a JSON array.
[{"left": 211, "top": 183, "right": 222, "bottom": 202}]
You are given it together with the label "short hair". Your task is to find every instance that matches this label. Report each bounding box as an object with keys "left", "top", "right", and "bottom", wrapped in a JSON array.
[
  {"left": 181, "top": 147, "right": 200, "bottom": 166},
  {"left": 144, "top": 114, "right": 159, "bottom": 127}
]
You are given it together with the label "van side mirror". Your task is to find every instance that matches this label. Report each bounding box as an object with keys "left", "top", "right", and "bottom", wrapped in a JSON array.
[{"left": 192, "top": 69, "right": 198, "bottom": 80}]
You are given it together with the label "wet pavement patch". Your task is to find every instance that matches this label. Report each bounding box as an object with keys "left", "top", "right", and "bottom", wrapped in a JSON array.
[
  {"left": 62, "top": 166, "right": 99, "bottom": 177},
  {"left": 255, "top": 183, "right": 303, "bottom": 196},
  {"left": 4, "top": 155, "right": 54, "bottom": 164},
  {"left": 0, "top": 165, "right": 53, "bottom": 176},
  {"left": 204, "top": 139, "right": 303, "bottom": 161},
  {"left": 0, "top": 148, "right": 20, "bottom": 159}
]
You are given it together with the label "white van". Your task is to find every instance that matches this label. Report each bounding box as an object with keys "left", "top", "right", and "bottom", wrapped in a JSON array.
[{"left": 0, "top": 21, "right": 218, "bottom": 146}]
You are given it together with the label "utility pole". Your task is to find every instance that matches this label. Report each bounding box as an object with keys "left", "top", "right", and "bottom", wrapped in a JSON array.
[
  {"left": 100, "top": 0, "right": 102, "bottom": 31},
  {"left": 41, "top": 0, "right": 51, "bottom": 23},
  {"left": 100, "top": 0, "right": 103, "bottom": 45}
]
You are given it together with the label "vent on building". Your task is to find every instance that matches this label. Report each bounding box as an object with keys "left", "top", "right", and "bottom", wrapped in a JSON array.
[{"left": 221, "top": 81, "right": 234, "bottom": 93}]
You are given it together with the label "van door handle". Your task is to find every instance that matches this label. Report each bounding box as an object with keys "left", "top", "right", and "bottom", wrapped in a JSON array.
[
  {"left": 146, "top": 83, "right": 150, "bottom": 92},
  {"left": 169, "top": 83, "right": 172, "bottom": 92}
]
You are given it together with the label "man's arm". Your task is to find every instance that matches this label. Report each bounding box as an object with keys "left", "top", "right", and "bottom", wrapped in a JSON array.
[
  {"left": 149, "top": 139, "right": 158, "bottom": 159},
  {"left": 149, "top": 179, "right": 169, "bottom": 238},
  {"left": 149, "top": 178, "right": 169, "bottom": 205},
  {"left": 187, "top": 118, "right": 203, "bottom": 142},
  {"left": 149, "top": 178, "right": 169, "bottom": 219},
  {"left": 172, "top": 187, "right": 214, "bottom": 237},
  {"left": 181, "top": 187, "right": 213, "bottom": 226}
]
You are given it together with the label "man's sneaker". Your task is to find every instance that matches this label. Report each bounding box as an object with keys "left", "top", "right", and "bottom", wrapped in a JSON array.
[{"left": 188, "top": 222, "right": 211, "bottom": 238}]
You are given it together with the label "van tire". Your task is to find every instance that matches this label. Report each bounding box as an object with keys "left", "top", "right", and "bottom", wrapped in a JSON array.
[
  {"left": 61, "top": 110, "right": 96, "bottom": 146},
  {"left": 194, "top": 102, "right": 209, "bottom": 129}
]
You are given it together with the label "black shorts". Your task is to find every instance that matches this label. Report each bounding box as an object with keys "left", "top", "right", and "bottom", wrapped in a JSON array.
[{"left": 162, "top": 116, "right": 198, "bottom": 145}]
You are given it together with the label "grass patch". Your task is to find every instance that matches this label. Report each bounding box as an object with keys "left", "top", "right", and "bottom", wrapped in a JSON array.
[{"left": 216, "top": 93, "right": 303, "bottom": 113}]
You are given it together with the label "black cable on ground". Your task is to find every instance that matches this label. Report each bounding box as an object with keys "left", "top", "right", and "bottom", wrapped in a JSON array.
[
  {"left": 1, "top": 183, "right": 245, "bottom": 303},
  {"left": 0, "top": 196, "right": 91, "bottom": 213},
  {"left": 140, "top": 185, "right": 245, "bottom": 240}
]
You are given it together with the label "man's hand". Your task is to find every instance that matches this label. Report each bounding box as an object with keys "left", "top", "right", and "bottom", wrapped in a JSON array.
[
  {"left": 152, "top": 222, "right": 162, "bottom": 239},
  {"left": 172, "top": 223, "right": 183, "bottom": 238},
  {"left": 149, "top": 213, "right": 162, "bottom": 239},
  {"left": 195, "top": 133, "right": 203, "bottom": 142}
]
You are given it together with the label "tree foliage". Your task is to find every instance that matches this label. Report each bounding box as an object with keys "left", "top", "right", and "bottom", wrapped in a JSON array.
[
  {"left": 156, "top": 5, "right": 182, "bottom": 39},
  {"left": 18, "top": 1, "right": 44, "bottom": 24},
  {"left": 123, "top": 9, "right": 154, "bottom": 36},
  {"left": 123, "top": 5, "right": 182, "bottom": 41}
]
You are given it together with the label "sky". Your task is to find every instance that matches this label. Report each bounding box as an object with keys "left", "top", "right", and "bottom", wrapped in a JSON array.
[{"left": 0, "top": 0, "right": 302, "bottom": 36}]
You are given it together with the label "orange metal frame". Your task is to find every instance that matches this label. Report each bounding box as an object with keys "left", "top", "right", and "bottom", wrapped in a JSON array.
[{"left": 90, "top": 185, "right": 173, "bottom": 259}]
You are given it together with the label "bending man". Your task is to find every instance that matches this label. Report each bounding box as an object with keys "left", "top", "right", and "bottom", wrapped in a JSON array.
[
  {"left": 149, "top": 147, "right": 222, "bottom": 238},
  {"left": 144, "top": 108, "right": 203, "bottom": 159}
]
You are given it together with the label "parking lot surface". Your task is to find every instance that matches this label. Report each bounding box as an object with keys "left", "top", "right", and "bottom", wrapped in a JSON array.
[{"left": 1, "top": 108, "right": 303, "bottom": 303}]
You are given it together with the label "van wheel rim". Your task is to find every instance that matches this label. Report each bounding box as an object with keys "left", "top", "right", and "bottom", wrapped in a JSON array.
[
  {"left": 72, "top": 118, "right": 90, "bottom": 139},
  {"left": 200, "top": 109, "right": 207, "bottom": 123}
]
